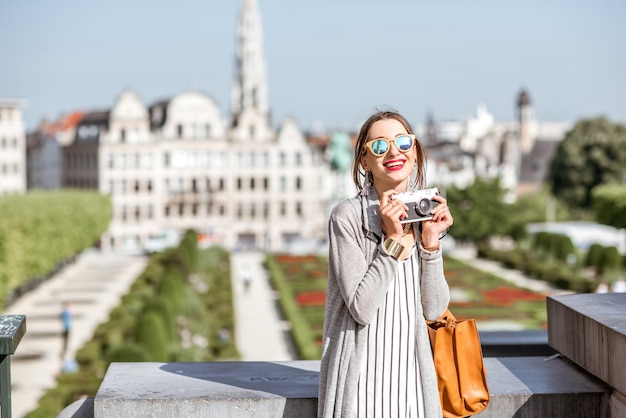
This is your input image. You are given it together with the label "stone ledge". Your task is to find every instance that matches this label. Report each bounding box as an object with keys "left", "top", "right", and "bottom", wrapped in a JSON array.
[
  {"left": 547, "top": 293, "right": 626, "bottom": 395},
  {"left": 58, "top": 357, "right": 611, "bottom": 418},
  {"left": 479, "top": 330, "right": 557, "bottom": 357}
]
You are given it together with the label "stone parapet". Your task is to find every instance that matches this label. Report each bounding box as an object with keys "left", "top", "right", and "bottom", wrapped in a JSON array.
[
  {"left": 59, "top": 357, "right": 610, "bottom": 418},
  {"left": 547, "top": 293, "right": 626, "bottom": 395}
]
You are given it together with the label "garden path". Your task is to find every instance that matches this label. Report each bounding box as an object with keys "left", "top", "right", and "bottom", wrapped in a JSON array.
[
  {"left": 3, "top": 249, "right": 147, "bottom": 418},
  {"left": 230, "top": 251, "right": 297, "bottom": 361}
]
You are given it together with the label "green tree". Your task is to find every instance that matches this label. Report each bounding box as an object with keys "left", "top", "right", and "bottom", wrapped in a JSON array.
[
  {"left": 548, "top": 117, "right": 626, "bottom": 209},
  {"left": 446, "top": 178, "right": 511, "bottom": 243},
  {"left": 593, "top": 184, "right": 626, "bottom": 229}
]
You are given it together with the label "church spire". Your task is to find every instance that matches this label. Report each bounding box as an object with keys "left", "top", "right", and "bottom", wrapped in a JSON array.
[{"left": 230, "top": 0, "right": 272, "bottom": 141}]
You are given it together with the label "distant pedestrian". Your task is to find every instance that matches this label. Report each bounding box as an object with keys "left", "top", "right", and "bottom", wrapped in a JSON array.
[
  {"left": 241, "top": 269, "right": 252, "bottom": 292},
  {"left": 60, "top": 301, "right": 72, "bottom": 355}
]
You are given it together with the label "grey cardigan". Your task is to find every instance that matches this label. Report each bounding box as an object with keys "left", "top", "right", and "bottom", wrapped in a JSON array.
[{"left": 318, "top": 189, "right": 450, "bottom": 418}]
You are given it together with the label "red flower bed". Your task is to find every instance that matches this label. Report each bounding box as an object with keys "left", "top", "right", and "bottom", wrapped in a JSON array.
[
  {"left": 482, "top": 286, "right": 546, "bottom": 306},
  {"left": 309, "top": 269, "right": 327, "bottom": 279},
  {"left": 296, "top": 291, "right": 327, "bottom": 306},
  {"left": 275, "top": 254, "right": 317, "bottom": 264}
]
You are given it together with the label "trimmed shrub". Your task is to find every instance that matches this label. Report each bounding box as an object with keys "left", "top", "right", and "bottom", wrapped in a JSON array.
[{"left": 136, "top": 311, "right": 170, "bottom": 362}]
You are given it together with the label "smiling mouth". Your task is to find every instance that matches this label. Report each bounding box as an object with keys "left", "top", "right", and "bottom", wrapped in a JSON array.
[{"left": 384, "top": 160, "right": 406, "bottom": 170}]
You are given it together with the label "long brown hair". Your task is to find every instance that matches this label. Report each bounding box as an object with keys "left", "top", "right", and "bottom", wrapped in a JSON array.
[{"left": 352, "top": 110, "right": 428, "bottom": 194}]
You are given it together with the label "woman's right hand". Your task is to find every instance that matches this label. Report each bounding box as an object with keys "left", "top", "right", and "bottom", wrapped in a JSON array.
[{"left": 379, "top": 189, "right": 408, "bottom": 240}]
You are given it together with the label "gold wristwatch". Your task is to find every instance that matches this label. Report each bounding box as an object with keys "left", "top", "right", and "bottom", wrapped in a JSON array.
[{"left": 383, "top": 237, "right": 405, "bottom": 259}]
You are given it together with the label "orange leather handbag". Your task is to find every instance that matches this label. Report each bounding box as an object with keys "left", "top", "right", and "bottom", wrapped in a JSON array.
[{"left": 426, "top": 309, "right": 490, "bottom": 418}]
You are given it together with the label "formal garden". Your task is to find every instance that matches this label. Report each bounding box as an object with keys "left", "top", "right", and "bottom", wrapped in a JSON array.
[
  {"left": 266, "top": 252, "right": 551, "bottom": 361},
  {"left": 27, "top": 231, "right": 239, "bottom": 418}
]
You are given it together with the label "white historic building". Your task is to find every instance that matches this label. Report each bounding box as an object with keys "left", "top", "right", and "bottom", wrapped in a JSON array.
[
  {"left": 61, "top": 0, "right": 331, "bottom": 253},
  {"left": 423, "top": 89, "right": 571, "bottom": 202},
  {"left": 0, "top": 98, "right": 27, "bottom": 195}
]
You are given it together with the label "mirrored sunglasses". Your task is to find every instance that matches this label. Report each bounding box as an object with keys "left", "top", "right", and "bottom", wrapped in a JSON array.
[{"left": 364, "top": 134, "right": 415, "bottom": 157}]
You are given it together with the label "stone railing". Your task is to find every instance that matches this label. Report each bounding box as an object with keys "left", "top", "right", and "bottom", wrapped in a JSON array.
[
  {"left": 0, "top": 315, "right": 26, "bottom": 418},
  {"left": 59, "top": 293, "right": 625, "bottom": 418}
]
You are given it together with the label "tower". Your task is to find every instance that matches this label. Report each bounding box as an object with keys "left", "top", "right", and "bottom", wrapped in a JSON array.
[
  {"left": 517, "top": 88, "right": 535, "bottom": 154},
  {"left": 230, "top": 0, "right": 273, "bottom": 142}
]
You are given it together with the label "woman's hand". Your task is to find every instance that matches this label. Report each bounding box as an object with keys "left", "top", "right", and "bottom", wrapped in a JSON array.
[
  {"left": 379, "top": 189, "right": 408, "bottom": 241},
  {"left": 421, "top": 195, "right": 453, "bottom": 249}
]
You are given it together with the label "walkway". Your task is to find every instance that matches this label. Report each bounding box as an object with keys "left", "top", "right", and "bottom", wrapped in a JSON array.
[
  {"left": 3, "top": 249, "right": 147, "bottom": 418},
  {"left": 230, "top": 251, "right": 296, "bottom": 361}
]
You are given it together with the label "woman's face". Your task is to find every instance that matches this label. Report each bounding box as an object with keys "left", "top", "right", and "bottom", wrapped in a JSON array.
[{"left": 360, "top": 118, "right": 417, "bottom": 193}]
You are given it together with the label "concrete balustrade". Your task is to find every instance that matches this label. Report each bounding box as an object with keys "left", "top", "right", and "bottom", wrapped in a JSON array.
[
  {"left": 58, "top": 293, "right": 626, "bottom": 417},
  {"left": 548, "top": 293, "right": 626, "bottom": 418},
  {"left": 60, "top": 356, "right": 610, "bottom": 418}
]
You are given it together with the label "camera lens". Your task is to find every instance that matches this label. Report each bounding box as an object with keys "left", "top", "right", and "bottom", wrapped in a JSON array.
[{"left": 417, "top": 198, "right": 431, "bottom": 216}]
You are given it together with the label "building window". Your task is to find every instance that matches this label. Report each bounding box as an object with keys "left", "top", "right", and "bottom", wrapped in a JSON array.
[
  {"left": 280, "top": 176, "right": 286, "bottom": 191},
  {"left": 177, "top": 124, "right": 183, "bottom": 138},
  {"left": 263, "top": 177, "right": 269, "bottom": 190},
  {"left": 263, "top": 202, "right": 269, "bottom": 219},
  {"left": 280, "top": 201, "right": 286, "bottom": 216},
  {"left": 134, "top": 181, "right": 140, "bottom": 193},
  {"left": 295, "top": 152, "right": 302, "bottom": 165},
  {"left": 219, "top": 178, "right": 224, "bottom": 191},
  {"left": 296, "top": 202, "right": 302, "bottom": 216},
  {"left": 164, "top": 152, "right": 170, "bottom": 167},
  {"left": 178, "top": 203, "right": 184, "bottom": 216},
  {"left": 237, "top": 203, "right": 243, "bottom": 218},
  {"left": 219, "top": 204, "right": 225, "bottom": 216},
  {"left": 135, "top": 206, "right": 141, "bottom": 221},
  {"left": 205, "top": 124, "right": 211, "bottom": 138},
  {"left": 263, "top": 151, "right": 269, "bottom": 166},
  {"left": 120, "top": 129, "right": 126, "bottom": 143},
  {"left": 296, "top": 177, "right": 302, "bottom": 191},
  {"left": 237, "top": 178, "right": 242, "bottom": 190},
  {"left": 250, "top": 178, "right": 255, "bottom": 190},
  {"left": 249, "top": 152, "right": 255, "bottom": 167},
  {"left": 192, "top": 203, "right": 198, "bottom": 216},
  {"left": 279, "top": 152, "right": 286, "bottom": 166},
  {"left": 165, "top": 205, "right": 170, "bottom": 217},
  {"left": 192, "top": 178, "right": 198, "bottom": 193},
  {"left": 250, "top": 203, "right": 256, "bottom": 218},
  {"left": 147, "top": 205, "right": 153, "bottom": 219},
  {"left": 147, "top": 180, "right": 152, "bottom": 193}
]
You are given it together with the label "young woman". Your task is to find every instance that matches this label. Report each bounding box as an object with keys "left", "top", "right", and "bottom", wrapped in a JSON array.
[{"left": 318, "top": 110, "right": 453, "bottom": 417}]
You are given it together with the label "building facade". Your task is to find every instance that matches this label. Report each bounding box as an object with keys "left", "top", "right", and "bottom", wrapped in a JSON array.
[
  {"left": 63, "top": 0, "right": 331, "bottom": 253},
  {"left": 0, "top": 99, "right": 27, "bottom": 195},
  {"left": 423, "top": 89, "right": 571, "bottom": 201}
]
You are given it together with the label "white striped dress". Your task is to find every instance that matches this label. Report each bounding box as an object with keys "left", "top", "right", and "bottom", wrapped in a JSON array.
[{"left": 356, "top": 246, "right": 425, "bottom": 418}]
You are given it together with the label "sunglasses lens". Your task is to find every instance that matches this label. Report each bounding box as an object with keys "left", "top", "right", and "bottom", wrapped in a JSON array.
[
  {"left": 396, "top": 135, "right": 414, "bottom": 151},
  {"left": 370, "top": 140, "right": 389, "bottom": 155}
]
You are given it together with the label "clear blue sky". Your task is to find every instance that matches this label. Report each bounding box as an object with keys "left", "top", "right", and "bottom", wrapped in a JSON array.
[{"left": 1, "top": 0, "right": 624, "bottom": 132}]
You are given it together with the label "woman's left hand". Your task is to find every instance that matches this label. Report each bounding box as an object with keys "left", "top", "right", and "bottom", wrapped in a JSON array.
[{"left": 421, "top": 195, "right": 453, "bottom": 249}]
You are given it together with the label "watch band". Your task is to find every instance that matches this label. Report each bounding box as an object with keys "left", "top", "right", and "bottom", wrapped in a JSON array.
[{"left": 383, "top": 237, "right": 405, "bottom": 259}]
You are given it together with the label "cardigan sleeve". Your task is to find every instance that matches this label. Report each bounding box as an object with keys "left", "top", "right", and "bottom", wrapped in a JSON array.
[
  {"left": 328, "top": 206, "right": 399, "bottom": 326},
  {"left": 418, "top": 242, "right": 450, "bottom": 321}
]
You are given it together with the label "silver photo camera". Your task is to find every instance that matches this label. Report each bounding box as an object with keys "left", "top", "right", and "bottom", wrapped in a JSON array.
[{"left": 391, "top": 187, "right": 440, "bottom": 223}]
